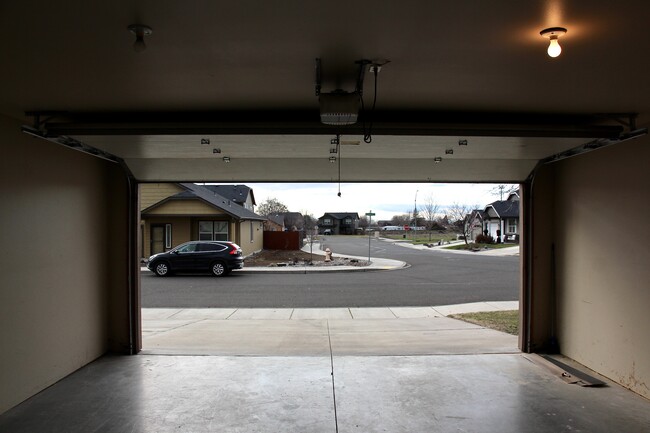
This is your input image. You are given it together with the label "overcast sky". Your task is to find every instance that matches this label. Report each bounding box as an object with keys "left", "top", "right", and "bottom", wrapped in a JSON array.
[{"left": 220, "top": 183, "right": 518, "bottom": 221}]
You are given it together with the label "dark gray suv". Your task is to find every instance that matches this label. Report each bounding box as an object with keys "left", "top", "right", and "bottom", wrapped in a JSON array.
[{"left": 147, "top": 241, "right": 243, "bottom": 277}]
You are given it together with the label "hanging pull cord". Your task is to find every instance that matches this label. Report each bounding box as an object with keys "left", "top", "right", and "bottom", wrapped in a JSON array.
[
  {"left": 361, "top": 67, "right": 379, "bottom": 143},
  {"left": 337, "top": 141, "right": 342, "bottom": 197}
]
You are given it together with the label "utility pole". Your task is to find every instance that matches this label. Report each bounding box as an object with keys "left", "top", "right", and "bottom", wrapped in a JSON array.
[{"left": 413, "top": 190, "right": 419, "bottom": 242}]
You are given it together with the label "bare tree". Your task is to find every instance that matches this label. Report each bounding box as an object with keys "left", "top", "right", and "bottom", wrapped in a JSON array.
[
  {"left": 447, "top": 203, "right": 480, "bottom": 245},
  {"left": 257, "top": 198, "right": 289, "bottom": 216},
  {"left": 420, "top": 194, "right": 440, "bottom": 230},
  {"left": 390, "top": 213, "right": 410, "bottom": 227},
  {"left": 358, "top": 216, "right": 369, "bottom": 230},
  {"left": 301, "top": 211, "right": 318, "bottom": 263}
]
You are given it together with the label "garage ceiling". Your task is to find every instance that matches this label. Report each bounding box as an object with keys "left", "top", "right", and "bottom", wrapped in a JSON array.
[{"left": 2, "top": 1, "right": 648, "bottom": 182}]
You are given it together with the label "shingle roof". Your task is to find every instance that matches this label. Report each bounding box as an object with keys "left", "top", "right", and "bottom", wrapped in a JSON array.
[
  {"left": 267, "top": 214, "right": 286, "bottom": 226},
  {"left": 202, "top": 185, "right": 256, "bottom": 206},
  {"left": 470, "top": 209, "right": 487, "bottom": 219},
  {"left": 173, "top": 183, "right": 265, "bottom": 220},
  {"left": 485, "top": 200, "right": 519, "bottom": 218},
  {"left": 319, "top": 212, "right": 360, "bottom": 220}
]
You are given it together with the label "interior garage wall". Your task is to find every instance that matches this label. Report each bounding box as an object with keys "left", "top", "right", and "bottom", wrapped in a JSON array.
[
  {"left": 551, "top": 136, "right": 650, "bottom": 399},
  {"left": 0, "top": 114, "right": 131, "bottom": 414}
]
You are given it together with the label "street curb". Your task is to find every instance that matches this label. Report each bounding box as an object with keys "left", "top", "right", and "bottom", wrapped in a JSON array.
[
  {"left": 141, "top": 261, "right": 409, "bottom": 275},
  {"left": 236, "top": 261, "right": 410, "bottom": 274}
]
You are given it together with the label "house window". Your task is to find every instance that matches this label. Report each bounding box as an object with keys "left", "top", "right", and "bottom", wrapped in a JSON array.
[
  {"left": 199, "top": 221, "right": 229, "bottom": 241},
  {"left": 507, "top": 219, "right": 518, "bottom": 234},
  {"left": 344, "top": 218, "right": 352, "bottom": 225},
  {"left": 324, "top": 218, "right": 332, "bottom": 225},
  {"left": 165, "top": 224, "right": 172, "bottom": 249},
  {"left": 250, "top": 221, "right": 254, "bottom": 243}
]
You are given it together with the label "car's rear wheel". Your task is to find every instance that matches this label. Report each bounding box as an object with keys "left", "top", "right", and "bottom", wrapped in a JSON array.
[
  {"left": 211, "top": 261, "right": 227, "bottom": 277},
  {"left": 153, "top": 262, "right": 171, "bottom": 277}
]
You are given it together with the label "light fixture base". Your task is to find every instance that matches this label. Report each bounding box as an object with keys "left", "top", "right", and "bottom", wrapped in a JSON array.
[
  {"left": 540, "top": 27, "right": 566, "bottom": 38},
  {"left": 128, "top": 24, "right": 153, "bottom": 36}
]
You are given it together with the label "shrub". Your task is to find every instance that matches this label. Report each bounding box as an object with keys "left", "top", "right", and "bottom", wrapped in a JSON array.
[{"left": 475, "top": 234, "right": 494, "bottom": 244}]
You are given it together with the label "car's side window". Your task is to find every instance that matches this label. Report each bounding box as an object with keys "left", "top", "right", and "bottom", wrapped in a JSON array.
[
  {"left": 177, "top": 244, "right": 197, "bottom": 253},
  {"left": 199, "top": 243, "right": 226, "bottom": 252}
]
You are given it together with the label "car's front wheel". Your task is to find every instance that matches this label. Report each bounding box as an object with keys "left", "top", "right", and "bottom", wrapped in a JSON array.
[
  {"left": 211, "top": 261, "right": 228, "bottom": 277},
  {"left": 153, "top": 261, "right": 171, "bottom": 277}
]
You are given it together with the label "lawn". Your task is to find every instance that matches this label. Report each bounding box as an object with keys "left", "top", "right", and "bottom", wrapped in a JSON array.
[
  {"left": 445, "top": 242, "right": 517, "bottom": 251},
  {"left": 381, "top": 232, "right": 459, "bottom": 244},
  {"left": 448, "top": 310, "right": 519, "bottom": 335}
]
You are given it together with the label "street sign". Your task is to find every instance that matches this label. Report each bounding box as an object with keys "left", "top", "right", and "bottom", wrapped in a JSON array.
[{"left": 365, "top": 212, "right": 375, "bottom": 216}]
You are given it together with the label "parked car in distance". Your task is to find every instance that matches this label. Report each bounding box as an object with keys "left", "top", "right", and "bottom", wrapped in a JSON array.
[{"left": 146, "top": 241, "right": 243, "bottom": 277}]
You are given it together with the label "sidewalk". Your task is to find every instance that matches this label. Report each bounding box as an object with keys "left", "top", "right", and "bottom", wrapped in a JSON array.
[{"left": 141, "top": 301, "right": 520, "bottom": 356}]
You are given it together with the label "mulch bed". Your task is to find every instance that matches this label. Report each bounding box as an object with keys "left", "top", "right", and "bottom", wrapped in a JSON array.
[{"left": 244, "top": 249, "right": 368, "bottom": 267}]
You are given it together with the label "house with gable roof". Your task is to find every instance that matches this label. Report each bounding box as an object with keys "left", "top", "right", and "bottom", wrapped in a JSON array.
[
  {"left": 482, "top": 190, "right": 520, "bottom": 242},
  {"left": 465, "top": 209, "right": 487, "bottom": 241},
  {"left": 264, "top": 212, "right": 306, "bottom": 232},
  {"left": 317, "top": 212, "right": 360, "bottom": 235},
  {"left": 140, "top": 183, "right": 266, "bottom": 258}
]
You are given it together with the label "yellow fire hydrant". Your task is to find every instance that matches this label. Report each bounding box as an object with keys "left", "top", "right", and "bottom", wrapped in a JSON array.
[{"left": 324, "top": 248, "right": 332, "bottom": 262}]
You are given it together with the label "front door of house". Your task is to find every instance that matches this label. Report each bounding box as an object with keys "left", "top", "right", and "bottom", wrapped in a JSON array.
[{"left": 150, "top": 225, "right": 165, "bottom": 255}]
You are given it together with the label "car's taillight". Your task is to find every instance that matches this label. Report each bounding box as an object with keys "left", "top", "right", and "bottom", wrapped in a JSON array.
[{"left": 226, "top": 242, "right": 241, "bottom": 255}]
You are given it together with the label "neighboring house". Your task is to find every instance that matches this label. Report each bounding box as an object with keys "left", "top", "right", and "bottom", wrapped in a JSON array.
[
  {"left": 140, "top": 183, "right": 266, "bottom": 258},
  {"left": 465, "top": 209, "right": 486, "bottom": 241},
  {"left": 264, "top": 214, "right": 285, "bottom": 232},
  {"left": 264, "top": 212, "right": 306, "bottom": 232},
  {"left": 318, "top": 212, "right": 360, "bottom": 235},
  {"left": 279, "top": 212, "right": 305, "bottom": 231},
  {"left": 482, "top": 190, "right": 520, "bottom": 242}
]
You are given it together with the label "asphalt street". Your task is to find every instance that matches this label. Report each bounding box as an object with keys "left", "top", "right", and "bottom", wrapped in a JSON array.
[{"left": 141, "top": 236, "right": 519, "bottom": 308}]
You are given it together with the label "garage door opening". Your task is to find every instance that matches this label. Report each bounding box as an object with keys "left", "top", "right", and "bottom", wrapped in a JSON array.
[{"left": 139, "top": 182, "right": 521, "bottom": 356}]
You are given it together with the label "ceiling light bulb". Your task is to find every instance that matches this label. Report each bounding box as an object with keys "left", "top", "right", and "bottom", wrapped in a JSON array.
[
  {"left": 547, "top": 37, "right": 561, "bottom": 57},
  {"left": 540, "top": 27, "right": 567, "bottom": 58}
]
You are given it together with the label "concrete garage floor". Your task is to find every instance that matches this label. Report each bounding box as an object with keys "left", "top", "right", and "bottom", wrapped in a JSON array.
[
  {"left": 1, "top": 354, "right": 649, "bottom": 432},
  {"left": 1, "top": 306, "right": 649, "bottom": 432}
]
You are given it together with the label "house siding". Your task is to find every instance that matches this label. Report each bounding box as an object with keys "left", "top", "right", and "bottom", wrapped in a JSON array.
[
  {"left": 147, "top": 200, "right": 227, "bottom": 216},
  {"left": 140, "top": 183, "right": 184, "bottom": 210}
]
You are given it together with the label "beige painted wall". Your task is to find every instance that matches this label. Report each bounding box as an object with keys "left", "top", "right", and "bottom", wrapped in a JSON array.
[
  {"left": 239, "top": 219, "right": 264, "bottom": 256},
  {"left": 551, "top": 136, "right": 650, "bottom": 398},
  {"left": 0, "top": 114, "right": 129, "bottom": 413}
]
